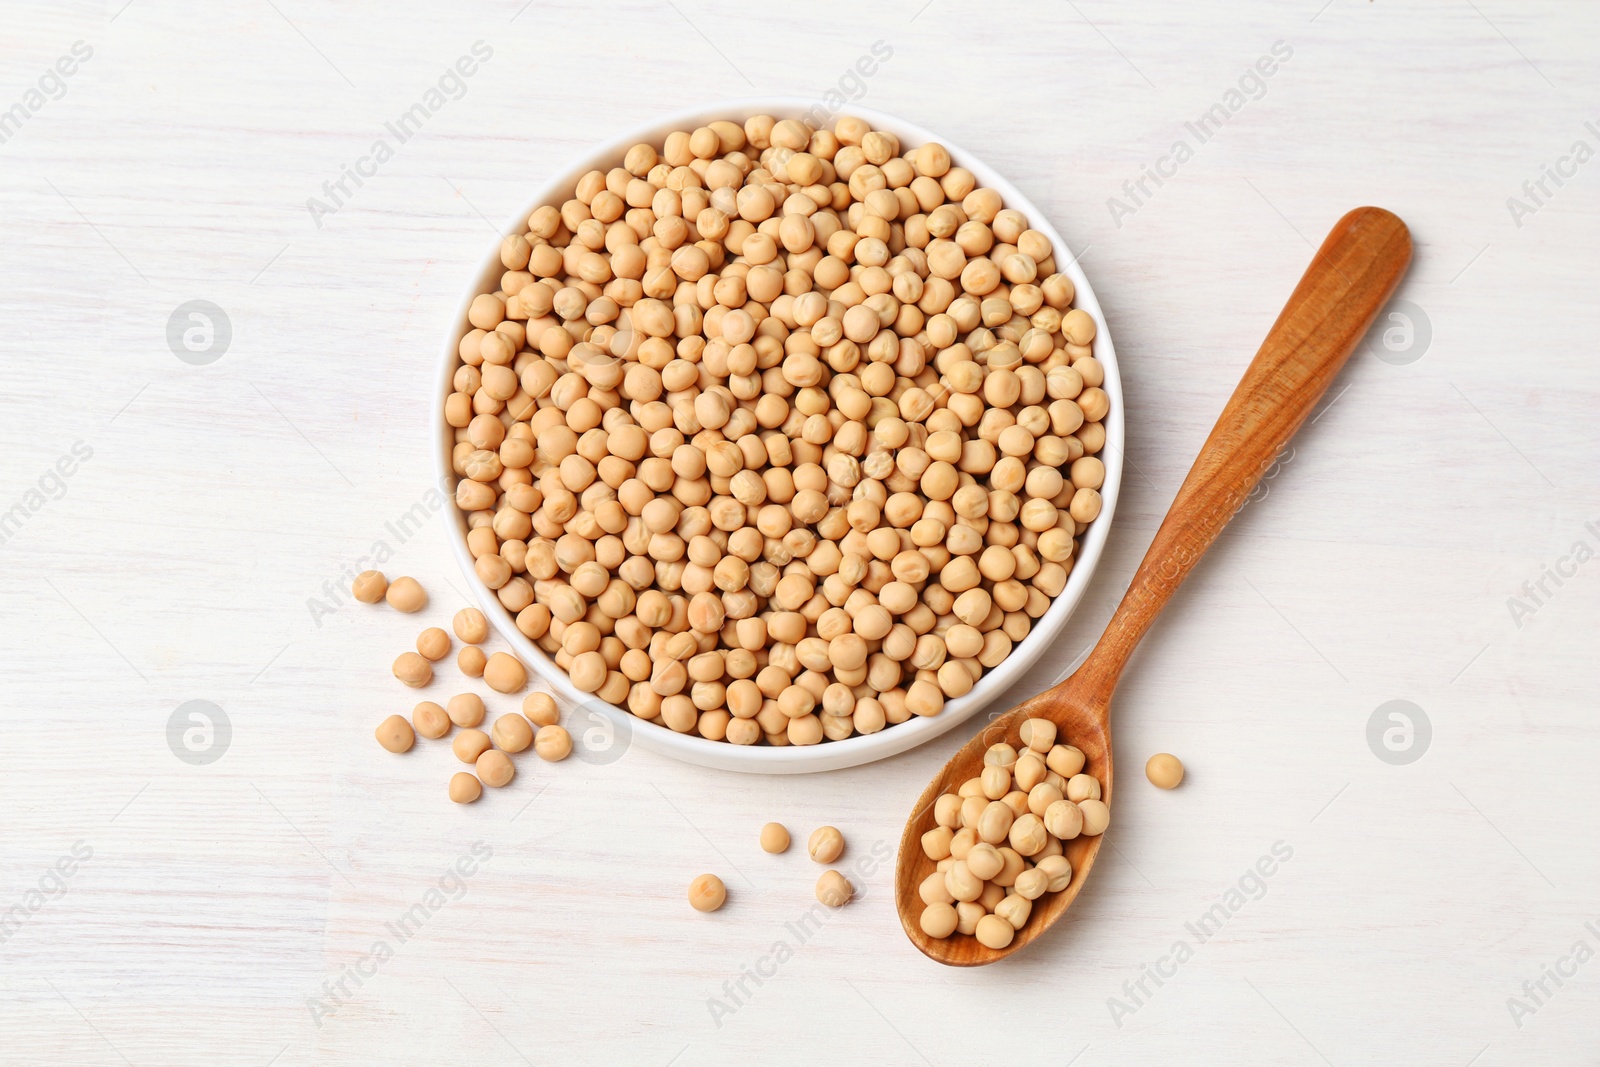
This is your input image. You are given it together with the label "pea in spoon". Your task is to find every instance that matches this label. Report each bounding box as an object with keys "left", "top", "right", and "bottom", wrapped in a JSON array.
[{"left": 894, "top": 206, "right": 1413, "bottom": 965}]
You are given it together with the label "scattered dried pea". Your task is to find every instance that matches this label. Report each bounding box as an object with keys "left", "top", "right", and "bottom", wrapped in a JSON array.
[
  {"left": 808, "top": 826, "right": 844, "bottom": 863},
  {"left": 476, "top": 749, "right": 515, "bottom": 787},
  {"left": 416, "top": 627, "right": 451, "bottom": 661},
  {"left": 447, "top": 692, "right": 485, "bottom": 728},
  {"left": 393, "top": 652, "right": 432, "bottom": 688},
  {"left": 534, "top": 724, "right": 572, "bottom": 761},
  {"left": 760, "top": 822, "right": 790, "bottom": 854},
  {"left": 689, "top": 873, "right": 727, "bottom": 912},
  {"left": 522, "top": 692, "right": 559, "bottom": 727},
  {"left": 453, "top": 729, "right": 492, "bottom": 763},
  {"left": 385, "top": 577, "right": 427, "bottom": 613},
  {"left": 352, "top": 570, "right": 388, "bottom": 604},
  {"left": 1145, "top": 752, "right": 1184, "bottom": 789},
  {"left": 815, "top": 870, "right": 852, "bottom": 907},
  {"left": 448, "top": 772, "right": 482, "bottom": 803},
  {"left": 375, "top": 714, "right": 414, "bottom": 753},
  {"left": 483, "top": 651, "right": 526, "bottom": 694},
  {"left": 412, "top": 701, "right": 451, "bottom": 739},
  {"left": 458, "top": 646, "right": 487, "bottom": 678},
  {"left": 453, "top": 607, "right": 489, "bottom": 644},
  {"left": 492, "top": 714, "right": 533, "bottom": 753}
]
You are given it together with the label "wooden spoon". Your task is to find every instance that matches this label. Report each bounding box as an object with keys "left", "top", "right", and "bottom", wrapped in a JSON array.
[{"left": 894, "top": 206, "right": 1413, "bottom": 966}]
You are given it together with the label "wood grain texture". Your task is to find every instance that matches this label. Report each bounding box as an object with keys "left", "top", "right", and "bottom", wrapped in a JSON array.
[
  {"left": 897, "top": 207, "right": 1412, "bottom": 966},
  {"left": 2, "top": 2, "right": 1598, "bottom": 1065}
]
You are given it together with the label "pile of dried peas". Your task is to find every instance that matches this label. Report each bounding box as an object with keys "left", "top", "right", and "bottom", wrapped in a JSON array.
[
  {"left": 366, "top": 571, "right": 574, "bottom": 802},
  {"left": 916, "top": 717, "right": 1107, "bottom": 949},
  {"left": 445, "top": 113, "right": 1110, "bottom": 746}
]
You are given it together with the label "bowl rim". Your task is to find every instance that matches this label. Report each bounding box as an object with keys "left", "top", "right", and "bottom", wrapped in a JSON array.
[{"left": 433, "top": 96, "right": 1123, "bottom": 773}]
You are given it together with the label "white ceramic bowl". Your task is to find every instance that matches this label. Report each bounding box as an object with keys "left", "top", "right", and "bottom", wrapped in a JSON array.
[{"left": 436, "top": 97, "right": 1123, "bottom": 773}]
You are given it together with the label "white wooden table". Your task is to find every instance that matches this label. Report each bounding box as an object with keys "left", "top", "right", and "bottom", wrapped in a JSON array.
[{"left": 3, "top": 1, "right": 1596, "bottom": 1063}]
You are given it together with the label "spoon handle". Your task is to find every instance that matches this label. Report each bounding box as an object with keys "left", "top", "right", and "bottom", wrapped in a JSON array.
[{"left": 1076, "top": 206, "right": 1412, "bottom": 702}]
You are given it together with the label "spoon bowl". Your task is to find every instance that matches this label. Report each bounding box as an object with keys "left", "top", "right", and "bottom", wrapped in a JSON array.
[
  {"left": 896, "top": 206, "right": 1414, "bottom": 965},
  {"left": 898, "top": 678, "right": 1115, "bottom": 964}
]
